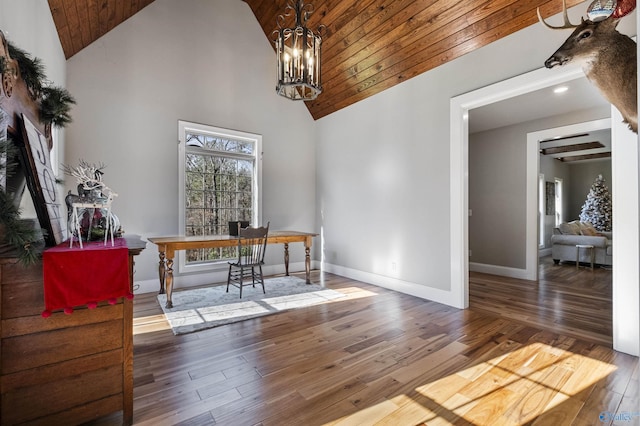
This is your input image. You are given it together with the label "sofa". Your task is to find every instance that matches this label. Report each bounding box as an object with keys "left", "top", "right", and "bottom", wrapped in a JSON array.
[{"left": 551, "top": 221, "right": 612, "bottom": 266}]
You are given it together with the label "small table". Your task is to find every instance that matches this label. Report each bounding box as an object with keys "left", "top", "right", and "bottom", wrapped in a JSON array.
[{"left": 576, "top": 244, "right": 595, "bottom": 270}]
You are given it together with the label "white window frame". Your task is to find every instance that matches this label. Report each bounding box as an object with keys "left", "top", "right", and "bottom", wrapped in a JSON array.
[
  {"left": 177, "top": 120, "right": 262, "bottom": 274},
  {"left": 538, "top": 173, "right": 545, "bottom": 248},
  {"left": 554, "top": 178, "right": 563, "bottom": 227}
]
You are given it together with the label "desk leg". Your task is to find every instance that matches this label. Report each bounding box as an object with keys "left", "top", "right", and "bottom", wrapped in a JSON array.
[
  {"left": 158, "top": 251, "right": 166, "bottom": 294},
  {"left": 284, "top": 243, "right": 290, "bottom": 276},
  {"left": 305, "top": 245, "right": 311, "bottom": 284},
  {"left": 165, "top": 257, "right": 174, "bottom": 309}
]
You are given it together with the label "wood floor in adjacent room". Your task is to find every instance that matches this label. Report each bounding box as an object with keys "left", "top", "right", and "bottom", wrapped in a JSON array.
[
  {"left": 97, "top": 262, "right": 637, "bottom": 426},
  {"left": 469, "top": 256, "right": 614, "bottom": 347}
]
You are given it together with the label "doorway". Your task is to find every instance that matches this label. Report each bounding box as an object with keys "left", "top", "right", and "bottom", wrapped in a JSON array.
[
  {"left": 450, "top": 66, "right": 639, "bottom": 355},
  {"left": 528, "top": 119, "right": 612, "bottom": 261}
]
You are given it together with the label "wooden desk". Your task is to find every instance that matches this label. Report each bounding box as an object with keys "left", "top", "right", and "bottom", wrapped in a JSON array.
[{"left": 148, "top": 231, "right": 317, "bottom": 308}]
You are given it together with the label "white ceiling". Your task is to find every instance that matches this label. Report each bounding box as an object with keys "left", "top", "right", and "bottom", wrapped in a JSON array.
[
  {"left": 468, "top": 75, "right": 612, "bottom": 164},
  {"left": 469, "top": 76, "right": 609, "bottom": 134}
]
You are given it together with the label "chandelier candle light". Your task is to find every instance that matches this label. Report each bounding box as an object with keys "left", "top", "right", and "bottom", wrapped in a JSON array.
[{"left": 274, "top": 0, "right": 323, "bottom": 101}]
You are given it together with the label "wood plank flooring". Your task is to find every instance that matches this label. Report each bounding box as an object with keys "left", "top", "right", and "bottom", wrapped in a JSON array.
[
  {"left": 90, "top": 264, "right": 637, "bottom": 426},
  {"left": 470, "top": 256, "right": 613, "bottom": 346}
]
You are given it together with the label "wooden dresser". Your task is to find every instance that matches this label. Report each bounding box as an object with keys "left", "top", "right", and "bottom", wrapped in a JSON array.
[{"left": 0, "top": 235, "right": 145, "bottom": 425}]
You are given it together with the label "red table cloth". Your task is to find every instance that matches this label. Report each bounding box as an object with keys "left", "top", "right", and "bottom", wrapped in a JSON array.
[{"left": 42, "top": 238, "right": 131, "bottom": 316}]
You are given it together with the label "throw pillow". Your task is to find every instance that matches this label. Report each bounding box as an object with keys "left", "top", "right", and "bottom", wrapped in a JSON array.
[
  {"left": 581, "top": 227, "right": 598, "bottom": 236},
  {"left": 559, "top": 222, "right": 580, "bottom": 235}
]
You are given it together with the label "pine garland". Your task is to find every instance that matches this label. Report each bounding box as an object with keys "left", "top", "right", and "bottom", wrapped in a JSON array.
[
  {"left": 7, "top": 43, "right": 45, "bottom": 98},
  {"left": 0, "top": 139, "right": 42, "bottom": 265},
  {"left": 40, "top": 86, "right": 76, "bottom": 127},
  {"left": 5, "top": 41, "right": 76, "bottom": 127},
  {"left": 0, "top": 40, "right": 73, "bottom": 262}
]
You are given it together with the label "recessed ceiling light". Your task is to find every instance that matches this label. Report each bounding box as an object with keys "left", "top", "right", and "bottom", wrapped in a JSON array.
[{"left": 554, "top": 86, "right": 569, "bottom": 94}]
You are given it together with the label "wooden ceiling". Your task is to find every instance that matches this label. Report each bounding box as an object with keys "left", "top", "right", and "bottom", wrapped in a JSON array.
[
  {"left": 47, "top": 0, "right": 155, "bottom": 58},
  {"left": 47, "top": 0, "right": 585, "bottom": 120}
]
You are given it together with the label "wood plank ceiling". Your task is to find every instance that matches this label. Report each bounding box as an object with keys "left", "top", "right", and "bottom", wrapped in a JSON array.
[{"left": 48, "top": 0, "right": 585, "bottom": 120}]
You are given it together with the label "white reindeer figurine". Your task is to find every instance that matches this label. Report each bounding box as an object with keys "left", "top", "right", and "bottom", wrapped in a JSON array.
[
  {"left": 538, "top": 0, "right": 637, "bottom": 133},
  {"left": 64, "top": 161, "right": 118, "bottom": 248}
]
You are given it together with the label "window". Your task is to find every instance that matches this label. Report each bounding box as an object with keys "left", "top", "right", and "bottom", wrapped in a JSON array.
[
  {"left": 554, "top": 178, "right": 563, "bottom": 227},
  {"left": 178, "top": 121, "right": 262, "bottom": 272},
  {"left": 539, "top": 173, "right": 545, "bottom": 248}
]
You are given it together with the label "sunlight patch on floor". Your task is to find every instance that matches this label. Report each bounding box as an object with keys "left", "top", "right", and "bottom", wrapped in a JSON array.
[
  {"left": 413, "top": 342, "right": 616, "bottom": 425},
  {"left": 133, "top": 314, "right": 171, "bottom": 334},
  {"left": 324, "top": 342, "right": 617, "bottom": 426},
  {"left": 331, "top": 287, "right": 378, "bottom": 300},
  {"left": 133, "top": 286, "right": 378, "bottom": 335}
]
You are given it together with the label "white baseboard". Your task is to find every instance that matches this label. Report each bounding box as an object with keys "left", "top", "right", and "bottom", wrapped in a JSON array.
[
  {"left": 469, "top": 262, "right": 531, "bottom": 280},
  {"left": 321, "top": 262, "right": 460, "bottom": 308},
  {"left": 137, "top": 260, "right": 463, "bottom": 308},
  {"left": 134, "top": 261, "right": 311, "bottom": 294},
  {"left": 539, "top": 248, "right": 552, "bottom": 257}
]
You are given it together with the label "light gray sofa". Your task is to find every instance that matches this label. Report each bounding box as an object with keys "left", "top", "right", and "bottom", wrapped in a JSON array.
[{"left": 551, "top": 221, "right": 612, "bottom": 266}]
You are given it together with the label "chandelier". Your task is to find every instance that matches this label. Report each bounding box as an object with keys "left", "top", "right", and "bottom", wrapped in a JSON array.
[{"left": 274, "top": 0, "right": 323, "bottom": 101}]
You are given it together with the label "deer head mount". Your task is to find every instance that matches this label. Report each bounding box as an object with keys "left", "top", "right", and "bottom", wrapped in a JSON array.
[{"left": 539, "top": 0, "right": 637, "bottom": 133}]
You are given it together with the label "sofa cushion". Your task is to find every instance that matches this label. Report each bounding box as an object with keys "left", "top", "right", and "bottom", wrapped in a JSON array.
[{"left": 551, "top": 234, "right": 608, "bottom": 248}]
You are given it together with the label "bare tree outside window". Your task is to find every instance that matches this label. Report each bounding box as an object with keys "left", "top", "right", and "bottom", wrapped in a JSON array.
[{"left": 179, "top": 123, "right": 260, "bottom": 267}]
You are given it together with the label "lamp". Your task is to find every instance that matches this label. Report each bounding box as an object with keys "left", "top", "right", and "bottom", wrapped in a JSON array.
[{"left": 274, "top": 0, "right": 323, "bottom": 101}]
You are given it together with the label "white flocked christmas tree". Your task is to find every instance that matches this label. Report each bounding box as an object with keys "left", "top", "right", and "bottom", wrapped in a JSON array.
[{"left": 579, "top": 174, "right": 612, "bottom": 231}]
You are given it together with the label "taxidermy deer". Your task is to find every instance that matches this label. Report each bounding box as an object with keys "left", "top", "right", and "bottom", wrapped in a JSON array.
[{"left": 538, "top": 0, "right": 637, "bottom": 133}]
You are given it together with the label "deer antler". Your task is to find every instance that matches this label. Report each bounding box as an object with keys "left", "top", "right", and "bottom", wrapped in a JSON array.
[
  {"left": 62, "top": 160, "right": 110, "bottom": 191},
  {"left": 537, "top": 0, "right": 581, "bottom": 30}
]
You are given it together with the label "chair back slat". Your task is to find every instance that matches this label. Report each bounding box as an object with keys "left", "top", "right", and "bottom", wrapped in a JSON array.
[{"left": 236, "top": 223, "right": 269, "bottom": 266}]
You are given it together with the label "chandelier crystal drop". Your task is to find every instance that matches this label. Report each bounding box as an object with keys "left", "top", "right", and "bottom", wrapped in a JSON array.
[{"left": 274, "top": 0, "right": 323, "bottom": 101}]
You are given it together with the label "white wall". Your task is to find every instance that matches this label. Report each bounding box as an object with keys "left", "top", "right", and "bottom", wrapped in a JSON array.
[
  {"left": 0, "top": 0, "right": 67, "bottom": 217},
  {"left": 65, "top": 0, "right": 316, "bottom": 287}
]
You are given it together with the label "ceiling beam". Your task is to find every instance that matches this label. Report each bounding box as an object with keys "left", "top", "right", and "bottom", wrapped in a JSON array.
[
  {"left": 541, "top": 141, "right": 605, "bottom": 155},
  {"left": 559, "top": 152, "right": 612, "bottom": 162}
]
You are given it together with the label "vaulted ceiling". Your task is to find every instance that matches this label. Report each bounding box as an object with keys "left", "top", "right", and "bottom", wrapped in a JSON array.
[{"left": 48, "top": 0, "right": 585, "bottom": 120}]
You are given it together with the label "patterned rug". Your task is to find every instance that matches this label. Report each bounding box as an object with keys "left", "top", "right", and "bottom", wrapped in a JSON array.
[{"left": 157, "top": 276, "right": 345, "bottom": 335}]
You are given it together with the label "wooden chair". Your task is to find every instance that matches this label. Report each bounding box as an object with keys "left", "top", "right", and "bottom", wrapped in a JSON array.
[{"left": 226, "top": 222, "right": 269, "bottom": 298}]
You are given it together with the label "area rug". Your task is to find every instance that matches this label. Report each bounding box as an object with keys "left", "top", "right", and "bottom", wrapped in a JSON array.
[{"left": 157, "top": 276, "right": 345, "bottom": 335}]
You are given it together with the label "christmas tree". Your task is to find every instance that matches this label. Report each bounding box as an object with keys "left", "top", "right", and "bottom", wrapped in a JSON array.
[{"left": 579, "top": 175, "right": 612, "bottom": 231}]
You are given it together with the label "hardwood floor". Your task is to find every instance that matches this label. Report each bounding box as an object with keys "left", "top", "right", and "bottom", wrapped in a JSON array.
[
  {"left": 470, "top": 256, "right": 614, "bottom": 346},
  {"left": 92, "top": 266, "right": 637, "bottom": 425}
]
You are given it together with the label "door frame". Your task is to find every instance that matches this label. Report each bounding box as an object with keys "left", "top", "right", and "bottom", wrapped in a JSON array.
[{"left": 450, "top": 63, "right": 639, "bottom": 355}]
